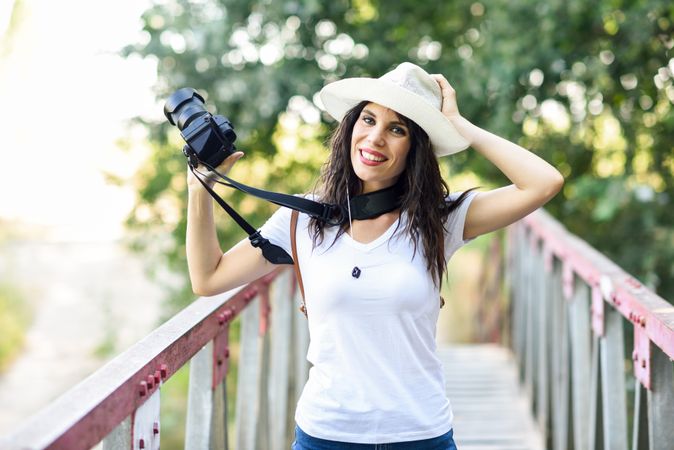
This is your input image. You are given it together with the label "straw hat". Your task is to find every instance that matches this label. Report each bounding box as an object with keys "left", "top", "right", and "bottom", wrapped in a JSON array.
[{"left": 319, "top": 62, "right": 470, "bottom": 156}]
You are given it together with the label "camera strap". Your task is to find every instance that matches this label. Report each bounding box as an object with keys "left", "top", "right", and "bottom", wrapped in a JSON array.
[
  {"left": 201, "top": 160, "right": 344, "bottom": 226},
  {"left": 191, "top": 165, "right": 294, "bottom": 265},
  {"left": 348, "top": 182, "right": 405, "bottom": 220},
  {"left": 190, "top": 160, "right": 404, "bottom": 265},
  {"left": 202, "top": 159, "right": 404, "bottom": 221}
]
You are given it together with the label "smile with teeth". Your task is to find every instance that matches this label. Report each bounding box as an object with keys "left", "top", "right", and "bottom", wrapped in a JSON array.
[{"left": 360, "top": 149, "right": 387, "bottom": 162}]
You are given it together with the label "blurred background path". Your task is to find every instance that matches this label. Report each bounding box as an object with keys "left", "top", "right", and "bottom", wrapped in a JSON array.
[
  {"left": 0, "top": 0, "right": 161, "bottom": 434},
  {"left": 0, "top": 239, "right": 164, "bottom": 434}
]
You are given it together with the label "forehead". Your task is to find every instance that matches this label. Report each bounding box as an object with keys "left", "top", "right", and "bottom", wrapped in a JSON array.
[{"left": 363, "top": 102, "right": 403, "bottom": 121}]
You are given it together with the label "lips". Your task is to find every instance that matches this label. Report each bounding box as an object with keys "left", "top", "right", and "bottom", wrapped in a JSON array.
[{"left": 359, "top": 148, "right": 388, "bottom": 166}]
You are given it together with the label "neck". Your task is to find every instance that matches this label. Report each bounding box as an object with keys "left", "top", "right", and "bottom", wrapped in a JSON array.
[{"left": 348, "top": 182, "right": 404, "bottom": 221}]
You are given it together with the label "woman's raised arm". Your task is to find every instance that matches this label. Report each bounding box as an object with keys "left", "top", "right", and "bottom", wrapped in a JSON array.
[
  {"left": 432, "top": 74, "right": 564, "bottom": 240},
  {"left": 186, "top": 152, "right": 277, "bottom": 296}
]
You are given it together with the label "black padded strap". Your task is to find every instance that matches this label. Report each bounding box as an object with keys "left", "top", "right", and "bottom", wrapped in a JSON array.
[
  {"left": 191, "top": 166, "right": 293, "bottom": 265},
  {"left": 349, "top": 182, "right": 404, "bottom": 220},
  {"left": 204, "top": 162, "right": 342, "bottom": 225}
]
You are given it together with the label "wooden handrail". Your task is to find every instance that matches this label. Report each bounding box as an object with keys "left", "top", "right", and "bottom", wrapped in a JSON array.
[
  {"left": 5, "top": 206, "right": 673, "bottom": 450},
  {"left": 508, "top": 208, "right": 674, "bottom": 450},
  {"left": 524, "top": 209, "right": 674, "bottom": 364},
  {"left": 2, "top": 268, "right": 304, "bottom": 450}
]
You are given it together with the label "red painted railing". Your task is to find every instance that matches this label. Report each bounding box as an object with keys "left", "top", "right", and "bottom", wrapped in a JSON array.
[
  {"left": 4, "top": 207, "right": 673, "bottom": 450},
  {"left": 2, "top": 268, "right": 306, "bottom": 450},
  {"left": 507, "top": 209, "right": 674, "bottom": 450}
]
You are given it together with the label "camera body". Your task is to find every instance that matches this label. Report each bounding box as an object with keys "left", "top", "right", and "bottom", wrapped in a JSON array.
[{"left": 163, "top": 88, "right": 236, "bottom": 168}]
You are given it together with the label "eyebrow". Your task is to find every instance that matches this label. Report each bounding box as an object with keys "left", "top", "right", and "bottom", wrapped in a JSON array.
[{"left": 362, "top": 108, "right": 408, "bottom": 128}]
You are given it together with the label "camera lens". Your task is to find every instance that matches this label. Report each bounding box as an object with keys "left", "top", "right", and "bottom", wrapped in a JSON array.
[{"left": 163, "top": 88, "right": 208, "bottom": 130}]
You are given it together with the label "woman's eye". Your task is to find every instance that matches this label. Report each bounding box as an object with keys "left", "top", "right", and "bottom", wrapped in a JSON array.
[
  {"left": 391, "top": 126, "right": 406, "bottom": 136},
  {"left": 362, "top": 116, "right": 374, "bottom": 124}
]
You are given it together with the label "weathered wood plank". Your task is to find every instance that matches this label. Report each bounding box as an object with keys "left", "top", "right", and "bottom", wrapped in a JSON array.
[
  {"left": 601, "top": 307, "right": 628, "bottom": 450},
  {"left": 185, "top": 341, "right": 227, "bottom": 450},
  {"left": 269, "top": 271, "right": 292, "bottom": 450},
  {"left": 633, "top": 379, "right": 649, "bottom": 450},
  {"left": 535, "top": 242, "right": 550, "bottom": 440},
  {"left": 101, "top": 416, "right": 131, "bottom": 450},
  {"left": 524, "top": 236, "right": 536, "bottom": 400},
  {"left": 569, "top": 278, "right": 591, "bottom": 450},
  {"left": 513, "top": 226, "right": 527, "bottom": 374},
  {"left": 551, "top": 260, "right": 569, "bottom": 450},
  {"left": 647, "top": 348, "right": 674, "bottom": 450},
  {"left": 132, "top": 389, "right": 160, "bottom": 450},
  {"left": 234, "top": 296, "right": 261, "bottom": 450},
  {"left": 439, "top": 344, "right": 544, "bottom": 450},
  {"left": 589, "top": 335, "right": 603, "bottom": 450},
  {"left": 257, "top": 329, "right": 271, "bottom": 449}
]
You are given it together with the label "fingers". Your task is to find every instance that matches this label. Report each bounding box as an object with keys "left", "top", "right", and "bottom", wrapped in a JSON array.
[
  {"left": 431, "top": 74, "right": 456, "bottom": 96},
  {"left": 215, "top": 151, "right": 245, "bottom": 171},
  {"left": 205, "top": 151, "right": 244, "bottom": 178},
  {"left": 430, "top": 74, "right": 460, "bottom": 118},
  {"left": 187, "top": 151, "right": 245, "bottom": 188}
]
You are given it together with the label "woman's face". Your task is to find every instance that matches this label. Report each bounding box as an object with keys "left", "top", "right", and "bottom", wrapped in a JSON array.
[{"left": 350, "top": 102, "right": 412, "bottom": 194}]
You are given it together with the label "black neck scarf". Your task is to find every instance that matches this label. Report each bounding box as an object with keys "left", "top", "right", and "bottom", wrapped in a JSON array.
[{"left": 348, "top": 181, "right": 405, "bottom": 220}]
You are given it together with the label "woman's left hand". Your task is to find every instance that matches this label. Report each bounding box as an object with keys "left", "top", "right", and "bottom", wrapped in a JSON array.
[
  {"left": 431, "top": 74, "right": 477, "bottom": 146},
  {"left": 431, "top": 74, "right": 462, "bottom": 121}
]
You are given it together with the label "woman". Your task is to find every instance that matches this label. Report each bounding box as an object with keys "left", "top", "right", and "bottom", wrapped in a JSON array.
[{"left": 186, "top": 62, "right": 564, "bottom": 449}]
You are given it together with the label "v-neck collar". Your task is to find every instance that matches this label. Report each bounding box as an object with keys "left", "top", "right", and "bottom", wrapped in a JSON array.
[{"left": 342, "top": 216, "right": 402, "bottom": 252}]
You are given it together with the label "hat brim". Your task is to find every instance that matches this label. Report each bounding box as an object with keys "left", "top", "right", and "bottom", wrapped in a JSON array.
[{"left": 319, "top": 78, "right": 470, "bottom": 157}]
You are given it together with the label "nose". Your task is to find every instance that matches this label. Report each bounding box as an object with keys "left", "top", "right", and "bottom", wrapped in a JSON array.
[{"left": 367, "top": 125, "right": 386, "bottom": 147}]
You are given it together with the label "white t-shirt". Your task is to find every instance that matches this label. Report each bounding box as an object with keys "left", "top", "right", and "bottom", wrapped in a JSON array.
[{"left": 260, "top": 191, "right": 478, "bottom": 443}]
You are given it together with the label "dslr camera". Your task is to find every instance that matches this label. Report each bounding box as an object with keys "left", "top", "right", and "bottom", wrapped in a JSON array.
[{"left": 163, "top": 87, "right": 236, "bottom": 169}]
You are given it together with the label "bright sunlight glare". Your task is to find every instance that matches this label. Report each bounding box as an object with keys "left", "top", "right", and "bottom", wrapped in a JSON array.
[{"left": 0, "top": 0, "right": 159, "bottom": 241}]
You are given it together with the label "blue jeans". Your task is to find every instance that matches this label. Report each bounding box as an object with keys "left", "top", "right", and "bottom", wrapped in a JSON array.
[{"left": 291, "top": 424, "right": 458, "bottom": 449}]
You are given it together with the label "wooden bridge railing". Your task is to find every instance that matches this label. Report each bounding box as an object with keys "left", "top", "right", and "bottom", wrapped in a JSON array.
[
  {"left": 2, "top": 268, "right": 308, "bottom": 450},
  {"left": 508, "top": 209, "right": 674, "bottom": 450},
  {"left": 5, "top": 208, "right": 674, "bottom": 450}
]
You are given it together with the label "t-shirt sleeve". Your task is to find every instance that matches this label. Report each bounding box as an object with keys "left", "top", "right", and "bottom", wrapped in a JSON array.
[
  {"left": 258, "top": 205, "right": 293, "bottom": 257},
  {"left": 444, "top": 190, "right": 479, "bottom": 259}
]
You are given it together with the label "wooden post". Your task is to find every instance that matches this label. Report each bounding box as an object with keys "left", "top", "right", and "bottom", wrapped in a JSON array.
[
  {"left": 632, "top": 379, "right": 649, "bottom": 450},
  {"left": 235, "top": 295, "right": 261, "bottom": 450},
  {"left": 535, "top": 240, "right": 550, "bottom": 436},
  {"left": 647, "top": 348, "right": 674, "bottom": 450},
  {"left": 589, "top": 335, "right": 603, "bottom": 449},
  {"left": 102, "top": 416, "right": 132, "bottom": 450},
  {"left": 524, "top": 232, "right": 535, "bottom": 399},
  {"left": 132, "top": 389, "right": 160, "bottom": 450},
  {"left": 257, "top": 286, "right": 272, "bottom": 450},
  {"left": 284, "top": 283, "right": 309, "bottom": 445},
  {"left": 569, "top": 277, "right": 591, "bottom": 450},
  {"left": 513, "top": 225, "right": 526, "bottom": 372},
  {"left": 551, "top": 259, "right": 571, "bottom": 450},
  {"left": 185, "top": 340, "right": 228, "bottom": 450},
  {"left": 600, "top": 306, "right": 628, "bottom": 449},
  {"left": 269, "top": 271, "right": 293, "bottom": 450}
]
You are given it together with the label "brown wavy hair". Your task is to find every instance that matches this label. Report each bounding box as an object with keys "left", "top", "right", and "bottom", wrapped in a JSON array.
[{"left": 309, "top": 101, "right": 479, "bottom": 285}]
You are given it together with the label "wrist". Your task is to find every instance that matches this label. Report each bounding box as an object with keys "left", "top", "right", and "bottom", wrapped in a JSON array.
[
  {"left": 448, "top": 115, "right": 478, "bottom": 146},
  {"left": 188, "top": 184, "right": 212, "bottom": 197}
]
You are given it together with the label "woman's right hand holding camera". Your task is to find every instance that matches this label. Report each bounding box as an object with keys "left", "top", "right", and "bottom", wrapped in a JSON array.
[
  {"left": 185, "top": 149, "right": 275, "bottom": 297},
  {"left": 186, "top": 151, "right": 245, "bottom": 190}
]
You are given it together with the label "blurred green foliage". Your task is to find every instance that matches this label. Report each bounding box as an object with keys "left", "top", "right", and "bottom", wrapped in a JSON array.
[{"left": 121, "top": 0, "right": 674, "bottom": 313}]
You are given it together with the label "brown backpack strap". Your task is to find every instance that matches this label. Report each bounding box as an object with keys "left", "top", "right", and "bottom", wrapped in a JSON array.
[{"left": 290, "top": 210, "right": 307, "bottom": 318}]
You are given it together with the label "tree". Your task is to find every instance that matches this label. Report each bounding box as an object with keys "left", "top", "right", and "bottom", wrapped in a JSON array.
[{"left": 122, "top": 0, "right": 674, "bottom": 308}]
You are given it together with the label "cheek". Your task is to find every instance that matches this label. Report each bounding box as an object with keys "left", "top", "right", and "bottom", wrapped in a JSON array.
[
  {"left": 393, "top": 145, "right": 411, "bottom": 172},
  {"left": 392, "top": 159, "right": 407, "bottom": 177}
]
